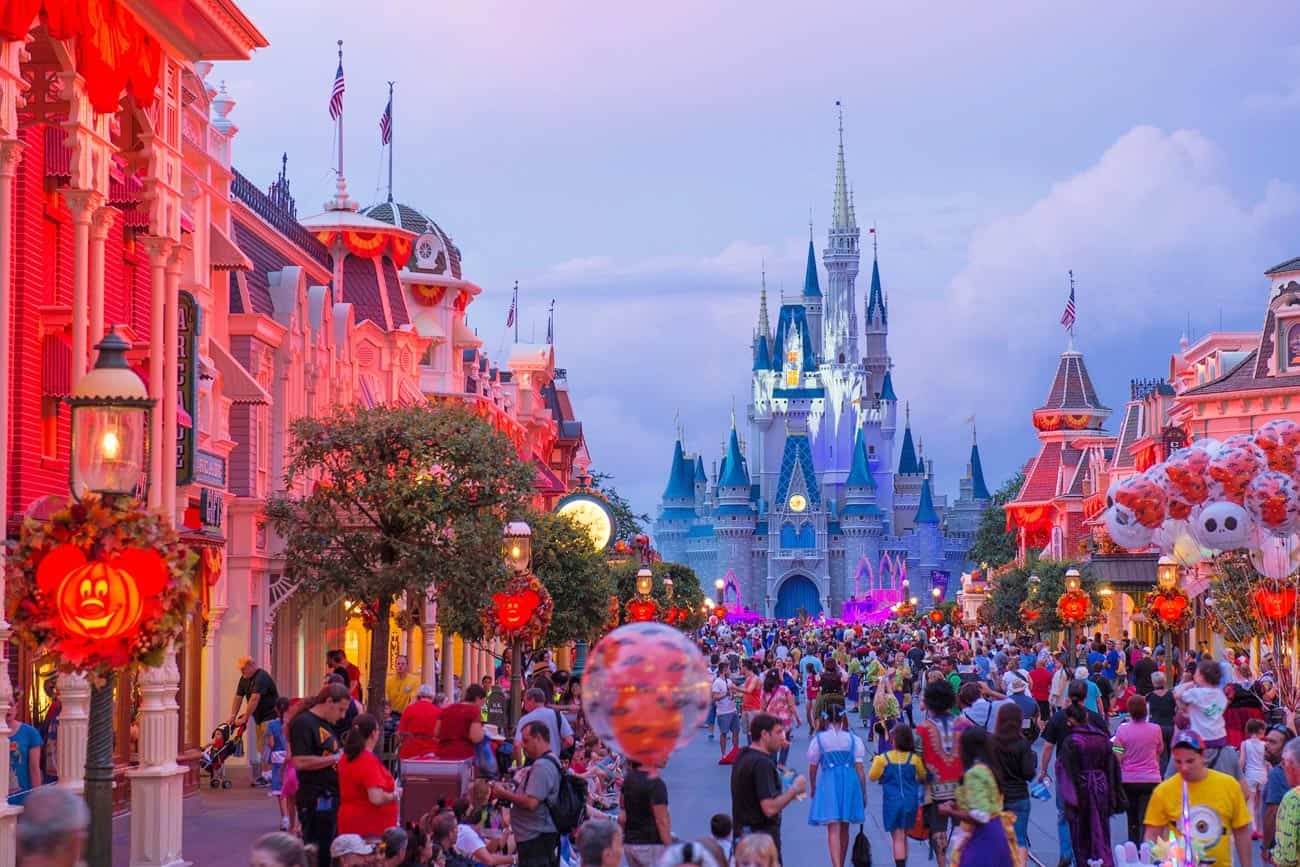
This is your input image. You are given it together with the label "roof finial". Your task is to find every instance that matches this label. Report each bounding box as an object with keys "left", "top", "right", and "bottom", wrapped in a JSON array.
[
  {"left": 674, "top": 409, "right": 682, "bottom": 444},
  {"left": 809, "top": 208, "right": 814, "bottom": 243},
  {"left": 832, "top": 100, "right": 852, "bottom": 230},
  {"left": 731, "top": 395, "right": 736, "bottom": 430},
  {"left": 905, "top": 401, "right": 910, "bottom": 427}
]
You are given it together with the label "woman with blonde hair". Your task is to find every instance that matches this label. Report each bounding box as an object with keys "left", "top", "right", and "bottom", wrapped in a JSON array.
[{"left": 733, "top": 832, "right": 779, "bottom": 867}]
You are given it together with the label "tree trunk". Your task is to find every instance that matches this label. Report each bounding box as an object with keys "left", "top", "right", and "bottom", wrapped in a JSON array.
[
  {"left": 366, "top": 597, "right": 392, "bottom": 717},
  {"left": 441, "top": 631, "right": 455, "bottom": 699}
]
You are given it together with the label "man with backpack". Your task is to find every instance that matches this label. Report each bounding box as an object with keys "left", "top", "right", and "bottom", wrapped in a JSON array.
[{"left": 490, "top": 720, "right": 585, "bottom": 867}]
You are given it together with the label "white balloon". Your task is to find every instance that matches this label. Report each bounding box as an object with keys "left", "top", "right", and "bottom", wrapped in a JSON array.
[
  {"left": 1251, "top": 528, "right": 1297, "bottom": 580},
  {"left": 1192, "top": 437, "right": 1223, "bottom": 457},
  {"left": 1171, "top": 530, "right": 1207, "bottom": 567},
  {"left": 1151, "top": 519, "right": 1188, "bottom": 554},
  {"left": 1191, "top": 500, "right": 1253, "bottom": 552},
  {"left": 1105, "top": 505, "right": 1154, "bottom": 550}
]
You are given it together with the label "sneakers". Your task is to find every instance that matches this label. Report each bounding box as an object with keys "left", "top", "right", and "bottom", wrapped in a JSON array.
[
  {"left": 280, "top": 816, "right": 290, "bottom": 831},
  {"left": 252, "top": 777, "right": 270, "bottom": 788}
]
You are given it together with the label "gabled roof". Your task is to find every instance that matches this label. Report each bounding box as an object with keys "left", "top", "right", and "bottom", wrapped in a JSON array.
[
  {"left": 802, "top": 239, "right": 821, "bottom": 297},
  {"left": 753, "top": 334, "right": 771, "bottom": 371},
  {"left": 694, "top": 456, "right": 707, "bottom": 485},
  {"left": 775, "top": 433, "right": 820, "bottom": 507},
  {"left": 1112, "top": 403, "right": 1143, "bottom": 469},
  {"left": 865, "top": 257, "right": 886, "bottom": 325},
  {"left": 719, "top": 427, "right": 751, "bottom": 488},
  {"left": 1266, "top": 255, "right": 1300, "bottom": 276},
  {"left": 1181, "top": 348, "right": 1300, "bottom": 397},
  {"left": 1013, "top": 441, "right": 1063, "bottom": 504},
  {"left": 969, "top": 441, "right": 990, "bottom": 500},
  {"left": 915, "top": 476, "right": 939, "bottom": 524},
  {"left": 662, "top": 439, "right": 695, "bottom": 500},
  {"left": 846, "top": 429, "right": 876, "bottom": 488},
  {"left": 879, "top": 370, "right": 897, "bottom": 401},
  {"left": 898, "top": 423, "right": 919, "bottom": 475},
  {"left": 1038, "top": 350, "right": 1108, "bottom": 413},
  {"left": 772, "top": 305, "right": 817, "bottom": 372},
  {"left": 341, "top": 256, "right": 388, "bottom": 329}
]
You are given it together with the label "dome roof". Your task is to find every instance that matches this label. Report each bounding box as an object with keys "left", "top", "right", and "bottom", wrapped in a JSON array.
[{"left": 361, "top": 201, "right": 463, "bottom": 279}]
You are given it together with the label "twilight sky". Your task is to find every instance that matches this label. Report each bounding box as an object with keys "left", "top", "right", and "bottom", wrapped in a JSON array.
[{"left": 220, "top": 1, "right": 1300, "bottom": 520}]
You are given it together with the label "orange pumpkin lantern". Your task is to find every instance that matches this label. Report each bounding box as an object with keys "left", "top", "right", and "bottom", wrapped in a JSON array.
[
  {"left": 492, "top": 587, "right": 541, "bottom": 633},
  {"left": 1253, "top": 584, "right": 1298, "bottom": 622},
  {"left": 627, "top": 598, "right": 659, "bottom": 623},
  {"left": 35, "top": 543, "right": 168, "bottom": 643},
  {"left": 1057, "top": 591, "right": 1091, "bottom": 625}
]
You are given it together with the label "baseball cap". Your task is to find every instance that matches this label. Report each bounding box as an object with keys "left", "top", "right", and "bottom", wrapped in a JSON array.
[
  {"left": 331, "top": 835, "right": 375, "bottom": 857},
  {"left": 1172, "top": 731, "right": 1205, "bottom": 753},
  {"left": 235, "top": 655, "right": 254, "bottom": 669}
]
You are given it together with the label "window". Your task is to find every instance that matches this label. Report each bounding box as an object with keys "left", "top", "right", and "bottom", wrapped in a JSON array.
[
  {"left": 780, "top": 522, "right": 797, "bottom": 548},
  {"left": 797, "top": 523, "right": 816, "bottom": 547},
  {"left": 1287, "top": 322, "right": 1300, "bottom": 370}
]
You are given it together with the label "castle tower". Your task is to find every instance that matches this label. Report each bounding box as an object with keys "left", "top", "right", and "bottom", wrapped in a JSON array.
[
  {"left": 823, "top": 104, "right": 860, "bottom": 367},
  {"left": 894, "top": 403, "right": 925, "bottom": 533},
  {"left": 653, "top": 438, "right": 696, "bottom": 565},
  {"left": 865, "top": 254, "right": 888, "bottom": 398},
  {"left": 915, "top": 473, "right": 944, "bottom": 604},
  {"left": 716, "top": 425, "right": 758, "bottom": 609},
  {"left": 802, "top": 234, "right": 824, "bottom": 361}
]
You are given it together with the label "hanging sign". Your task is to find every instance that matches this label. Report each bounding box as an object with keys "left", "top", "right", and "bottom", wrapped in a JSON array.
[{"left": 176, "top": 291, "right": 199, "bottom": 485}]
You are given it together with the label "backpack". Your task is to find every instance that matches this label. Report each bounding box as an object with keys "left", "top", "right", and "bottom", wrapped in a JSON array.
[{"left": 539, "top": 754, "right": 588, "bottom": 835}]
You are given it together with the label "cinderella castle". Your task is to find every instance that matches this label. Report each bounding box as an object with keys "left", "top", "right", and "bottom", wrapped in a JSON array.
[{"left": 654, "top": 115, "right": 991, "bottom": 620}]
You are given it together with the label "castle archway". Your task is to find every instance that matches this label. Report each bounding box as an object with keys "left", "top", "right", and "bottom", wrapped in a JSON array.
[{"left": 774, "top": 573, "right": 822, "bottom": 619}]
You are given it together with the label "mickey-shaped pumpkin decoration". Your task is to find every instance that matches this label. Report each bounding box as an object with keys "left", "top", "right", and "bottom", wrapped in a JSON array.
[
  {"left": 36, "top": 544, "right": 168, "bottom": 643},
  {"left": 1143, "top": 587, "right": 1194, "bottom": 632},
  {"left": 1253, "top": 583, "right": 1298, "bottom": 623},
  {"left": 481, "top": 573, "right": 553, "bottom": 645},
  {"left": 1057, "top": 590, "right": 1092, "bottom": 626}
]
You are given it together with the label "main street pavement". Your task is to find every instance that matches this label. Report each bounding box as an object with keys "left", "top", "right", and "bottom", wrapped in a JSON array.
[{"left": 109, "top": 713, "right": 1272, "bottom": 866}]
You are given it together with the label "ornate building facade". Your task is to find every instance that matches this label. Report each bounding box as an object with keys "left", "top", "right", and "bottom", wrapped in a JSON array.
[{"left": 654, "top": 122, "right": 988, "bottom": 618}]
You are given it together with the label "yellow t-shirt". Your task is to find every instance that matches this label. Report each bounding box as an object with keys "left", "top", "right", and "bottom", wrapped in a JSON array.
[
  {"left": 868, "top": 749, "right": 926, "bottom": 783},
  {"left": 1144, "top": 769, "right": 1251, "bottom": 866},
  {"left": 385, "top": 674, "right": 422, "bottom": 714}
]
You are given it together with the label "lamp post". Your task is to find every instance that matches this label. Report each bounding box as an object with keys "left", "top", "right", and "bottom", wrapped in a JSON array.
[
  {"left": 502, "top": 522, "right": 532, "bottom": 731},
  {"left": 1156, "top": 555, "right": 1180, "bottom": 683},
  {"left": 66, "top": 330, "right": 153, "bottom": 867},
  {"left": 663, "top": 572, "right": 674, "bottom": 601},
  {"left": 1063, "top": 567, "right": 1081, "bottom": 668},
  {"left": 931, "top": 586, "right": 941, "bottom": 608}
]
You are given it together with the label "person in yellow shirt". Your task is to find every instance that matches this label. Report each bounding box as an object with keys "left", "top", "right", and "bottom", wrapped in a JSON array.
[
  {"left": 1144, "top": 731, "right": 1251, "bottom": 867},
  {"left": 384, "top": 655, "right": 421, "bottom": 717},
  {"left": 868, "top": 724, "right": 926, "bottom": 867}
]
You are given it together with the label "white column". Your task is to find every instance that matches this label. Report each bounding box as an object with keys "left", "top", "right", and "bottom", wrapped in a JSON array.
[
  {"left": 161, "top": 250, "right": 182, "bottom": 520},
  {"left": 88, "top": 206, "right": 115, "bottom": 347},
  {"left": 421, "top": 593, "right": 437, "bottom": 688},
  {"left": 139, "top": 237, "right": 172, "bottom": 510},
  {"left": 54, "top": 673, "right": 90, "bottom": 793},
  {"left": 60, "top": 189, "right": 101, "bottom": 383},
  {"left": 460, "top": 640, "right": 471, "bottom": 700},
  {"left": 128, "top": 649, "right": 186, "bottom": 867},
  {"left": 0, "top": 136, "right": 25, "bottom": 867}
]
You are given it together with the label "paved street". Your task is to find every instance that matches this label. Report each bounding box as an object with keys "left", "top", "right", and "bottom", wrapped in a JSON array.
[{"left": 127, "top": 710, "right": 1274, "bottom": 866}]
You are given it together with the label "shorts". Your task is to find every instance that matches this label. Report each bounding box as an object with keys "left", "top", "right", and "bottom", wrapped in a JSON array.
[
  {"left": 271, "top": 761, "right": 285, "bottom": 795},
  {"left": 717, "top": 713, "right": 740, "bottom": 736},
  {"left": 924, "top": 800, "right": 953, "bottom": 837},
  {"left": 248, "top": 720, "right": 269, "bottom": 764}
]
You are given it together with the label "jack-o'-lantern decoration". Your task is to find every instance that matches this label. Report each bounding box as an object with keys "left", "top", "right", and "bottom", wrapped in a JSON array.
[
  {"left": 36, "top": 543, "right": 168, "bottom": 643},
  {"left": 1253, "top": 583, "right": 1298, "bottom": 623},
  {"left": 927, "top": 609, "right": 944, "bottom": 624},
  {"left": 627, "top": 598, "right": 659, "bottom": 623},
  {"left": 481, "top": 573, "right": 553, "bottom": 645},
  {"left": 1057, "top": 589, "right": 1092, "bottom": 626},
  {"left": 1143, "top": 587, "right": 1194, "bottom": 632}
]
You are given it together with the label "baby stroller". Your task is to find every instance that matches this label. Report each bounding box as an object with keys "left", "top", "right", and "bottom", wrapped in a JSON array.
[{"left": 199, "top": 720, "right": 245, "bottom": 789}]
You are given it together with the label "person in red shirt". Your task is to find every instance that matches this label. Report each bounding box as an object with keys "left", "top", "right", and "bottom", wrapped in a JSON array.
[
  {"left": 328, "top": 649, "right": 363, "bottom": 703},
  {"left": 337, "top": 713, "right": 400, "bottom": 838},
  {"left": 435, "top": 684, "right": 487, "bottom": 760},
  {"left": 1028, "top": 656, "right": 1054, "bottom": 721},
  {"left": 397, "top": 684, "right": 442, "bottom": 759}
]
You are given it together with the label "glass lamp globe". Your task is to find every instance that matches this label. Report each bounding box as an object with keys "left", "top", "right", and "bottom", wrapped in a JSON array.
[
  {"left": 1156, "top": 555, "right": 1178, "bottom": 592},
  {"left": 1064, "top": 567, "right": 1081, "bottom": 593},
  {"left": 502, "top": 521, "right": 532, "bottom": 574},
  {"left": 68, "top": 330, "right": 153, "bottom": 499},
  {"left": 635, "top": 567, "right": 654, "bottom": 597}
]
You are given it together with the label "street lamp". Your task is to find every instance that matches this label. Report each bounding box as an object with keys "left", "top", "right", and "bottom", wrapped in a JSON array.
[
  {"left": 636, "top": 567, "right": 654, "bottom": 597},
  {"left": 67, "top": 329, "right": 153, "bottom": 500},
  {"left": 1063, "top": 567, "right": 1082, "bottom": 667},
  {"left": 66, "top": 329, "right": 156, "bottom": 867},
  {"left": 1027, "top": 573, "right": 1041, "bottom": 598},
  {"left": 1156, "top": 555, "right": 1180, "bottom": 681},
  {"left": 502, "top": 522, "right": 532, "bottom": 729},
  {"left": 663, "top": 572, "right": 674, "bottom": 600},
  {"left": 714, "top": 577, "right": 725, "bottom": 606}
]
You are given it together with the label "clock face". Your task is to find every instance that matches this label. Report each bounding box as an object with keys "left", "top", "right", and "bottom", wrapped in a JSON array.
[
  {"left": 555, "top": 495, "right": 615, "bottom": 552},
  {"left": 788, "top": 494, "right": 807, "bottom": 513}
]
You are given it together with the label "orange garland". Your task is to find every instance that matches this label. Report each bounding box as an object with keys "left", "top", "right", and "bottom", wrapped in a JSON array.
[{"left": 314, "top": 230, "right": 414, "bottom": 268}]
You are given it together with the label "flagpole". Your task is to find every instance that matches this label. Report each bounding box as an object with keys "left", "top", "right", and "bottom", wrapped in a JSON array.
[
  {"left": 386, "top": 81, "right": 395, "bottom": 203},
  {"left": 336, "top": 40, "right": 344, "bottom": 185},
  {"left": 1068, "top": 269, "right": 1076, "bottom": 340},
  {"left": 513, "top": 281, "right": 519, "bottom": 343}
]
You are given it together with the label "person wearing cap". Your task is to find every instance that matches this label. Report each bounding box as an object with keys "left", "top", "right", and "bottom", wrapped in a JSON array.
[
  {"left": 329, "top": 833, "right": 376, "bottom": 866},
  {"left": 396, "top": 683, "right": 441, "bottom": 759},
  {"left": 1144, "top": 730, "right": 1251, "bottom": 866},
  {"left": 384, "top": 654, "right": 421, "bottom": 717},
  {"left": 515, "top": 687, "right": 574, "bottom": 759},
  {"left": 230, "top": 655, "right": 279, "bottom": 787}
]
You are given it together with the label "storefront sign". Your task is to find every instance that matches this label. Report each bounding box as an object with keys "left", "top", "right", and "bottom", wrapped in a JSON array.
[
  {"left": 176, "top": 291, "right": 200, "bottom": 485},
  {"left": 199, "top": 487, "right": 224, "bottom": 530},
  {"left": 194, "top": 450, "right": 226, "bottom": 488},
  {"left": 929, "top": 569, "right": 950, "bottom": 599}
]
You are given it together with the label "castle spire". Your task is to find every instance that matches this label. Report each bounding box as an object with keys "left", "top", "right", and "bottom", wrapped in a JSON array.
[
  {"left": 832, "top": 100, "right": 853, "bottom": 230},
  {"left": 803, "top": 236, "right": 821, "bottom": 297},
  {"left": 719, "top": 425, "right": 751, "bottom": 488},
  {"left": 969, "top": 437, "right": 991, "bottom": 501},
  {"left": 866, "top": 250, "right": 887, "bottom": 326},
  {"left": 758, "top": 262, "right": 771, "bottom": 340},
  {"left": 915, "top": 476, "right": 940, "bottom": 524},
  {"left": 898, "top": 403, "right": 920, "bottom": 475}
]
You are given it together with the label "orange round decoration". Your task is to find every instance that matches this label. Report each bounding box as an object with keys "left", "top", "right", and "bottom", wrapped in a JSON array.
[
  {"left": 1057, "top": 590, "right": 1091, "bottom": 625},
  {"left": 1253, "top": 584, "right": 1298, "bottom": 622},
  {"left": 927, "top": 609, "right": 944, "bottom": 624},
  {"left": 36, "top": 543, "right": 167, "bottom": 644},
  {"left": 627, "top": 598, "right": 659, "bottom": 623},
  {"left": 492, "top": 587, "right": 541, "bottom": 632}
]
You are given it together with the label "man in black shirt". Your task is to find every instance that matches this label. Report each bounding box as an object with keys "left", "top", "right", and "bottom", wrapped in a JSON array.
[
  {"left": 620, "top": 759, "right": 670, "bottom": 867},
  {"left": 229, "top": 656, "right": 279, "bottom": 787},
  {"left": 730, "top": 712, "right": 806, "bottom": 862},
  {"left": 1132, "top": 651, "right": 1158, "bottom": 696},
  {"left": 290, "top": 682, "right": 351, "bottom": 867}
]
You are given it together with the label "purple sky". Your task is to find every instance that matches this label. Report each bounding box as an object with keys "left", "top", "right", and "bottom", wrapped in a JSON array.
[{"left": 220, "top": 1, "right": 1300, "bottom": 518}]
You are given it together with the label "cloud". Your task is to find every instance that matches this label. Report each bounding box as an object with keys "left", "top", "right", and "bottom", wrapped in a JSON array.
[{"left": 546, "top": 126, "right": 1300, "bottom": 523}]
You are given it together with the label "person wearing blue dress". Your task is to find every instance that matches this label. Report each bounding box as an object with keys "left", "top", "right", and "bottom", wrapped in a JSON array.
[
  {"left": 807, "top": 703, "right": 867, "bottom": 867},
  {"left": 869, "top": 723, "right": 926, "bottom": 867}
]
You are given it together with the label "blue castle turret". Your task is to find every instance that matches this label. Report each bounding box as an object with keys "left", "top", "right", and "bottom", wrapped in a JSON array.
[{"left": 655, "top": 104, "right": 977, "bottom": 617}]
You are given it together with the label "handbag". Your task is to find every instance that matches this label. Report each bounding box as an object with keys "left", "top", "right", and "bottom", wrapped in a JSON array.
[
  {"left": 851, "top": 824, "right": 873, "bottom": 867},
  {"left": 474, "top": 736, "right": 499, "bottom": 778}
]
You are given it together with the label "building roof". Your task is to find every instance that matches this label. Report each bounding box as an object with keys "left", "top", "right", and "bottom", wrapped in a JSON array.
[
  {"left": 775, "top": 433, "right": 820, "bottom": 507},
  {"left": 898, "top": 423, "right": 920, "bottom": 475},
  {"left": 846, "top": 429, "right": 876, "bottom": 488},
  {"left": 969, "top": 441, "right": 990, "bottom": 500},
  {"left": 231, "top": 169, "right": 330, "bottom": 269},
  {"left": 1181, "top": 348, "right": 1300, "bottom": 397},
  {"left": 879, "top": 369, "right": 897, "bottom": 401},
  {"left": 1266, "top": 255, "right": 1300, "bottom": 276},
  {"left": 1038, "top": 350, "right": 1109, "bottom": 413},
  {"left": 341, "top": 256, "right": 388, "bottom": 329},
  {"left": 695, "top": 455, "right": 707, "bottom": 484},
  {"left": 802, "top": 239, "right": 821, "bottom": 297},
  {"left": 361, "top": 201, "right": 464, "bottom": 280},
  {"left": 231, "top": 218, "right": 289, "bottom": 316},
  {"left": 753, "top": 334, "right": 771, "bottom": 371},
  {"left": 662, "top": 439, "right": 695, "bottom": 500},
  {"left": 865, "top": 257, "right": 886, "bottom": 325},
  {"left": 1112, "top": 403, "right": 1143, "bottom": 469},
  {"left": 719, "top": 427, "right": 751, "bottom": 488},
  {"left": 772, "top": 304, "right": 817, "bottom": 372},
  {"left": 915, "top": 476, "right": 939, "bottom": 524},
  {"left": 1014, "top": 440, "right": 1062, "bottom": 504}
]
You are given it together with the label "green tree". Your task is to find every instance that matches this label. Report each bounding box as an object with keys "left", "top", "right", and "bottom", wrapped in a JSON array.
[
  {"left": 985, "top": 558, "right": 1103, "bottom": 636},
  {"left": 264, "top": 403, "right": 534, "bottom": 715},
  {"left": 968, "top": 472, "right": 1025, "bottom": 569},
  {"left": 591, "top": 472, "right": 649, "bottom": 543},
  {"left": 611, "top": 560, "right": 707, "bottom": 630},
  {"left": 528, "top": 509, "right": 618, "bottom": 646}
]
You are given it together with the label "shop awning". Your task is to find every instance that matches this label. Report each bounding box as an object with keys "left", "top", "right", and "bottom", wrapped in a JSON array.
[
  {"left": 210, "top": 341, "right": 270, "bottom": 405},
  {"left": 210, "top": 223, "right": 253, "bottom": 271},
  {"left": 453, "top": 317, "right": 481, "bottom": 348},
  {"left": 358, "top": 374, "right": 383, "bottom": 408},
  {"left": 532, "top": 458, "right": 567, "bottom": 495}
]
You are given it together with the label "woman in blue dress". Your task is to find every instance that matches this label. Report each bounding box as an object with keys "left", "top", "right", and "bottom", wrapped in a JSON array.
[
  {"left": 869, "top": 723, "right": 926, "bottom": 867},
  {"left": 807, "top": 703, "right": 868, "bottom": 867}
]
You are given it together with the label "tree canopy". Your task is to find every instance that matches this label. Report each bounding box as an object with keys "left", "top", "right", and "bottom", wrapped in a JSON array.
[
  {"left": 527, "top": 509, "right": 618, "bottom": 646},
  {"left": 968, "top": 472, "right": 1025, "bottom": 570},
  {"left": 985, "top": 557, "right": 1104, "bottom": 636},
  {"left": 590, "top": 471, "right": 649, "bottom": 543},
  {"left": 263, "top": 403, "right": 534, "bottom": 714},
  {"left": 611, "top": 560, "right": 707, "bottom": 630}
]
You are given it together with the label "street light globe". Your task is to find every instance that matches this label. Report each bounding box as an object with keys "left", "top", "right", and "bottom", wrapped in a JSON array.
[
  {"left": 1064, "top": 567, "right": 1081, "bottom": 593},
  {"left": 635, "top": 567, "right": 654, "bottom": 597},
  {"left": 909, "top": 596, "right": 918, "bottom": 606},
  {"left": 704, "top": 598, "right": 715, "bottom": 609},
  {"left": 68, "top": 329, "right": 153, "bottom": 499},
  {"left": 502, "top": 522, "right": 532, "bottom": 574},
  {"left": 714, "top": 578, "right": 725, "bottom": 591},
  {"left": 1156, "top": 555, "right": 1179, "bottom": 592},
  {"left": 663, "top": 574, "right": 674, "bottom": 599},
  {"left": 931, "top": 587, "right": 941, "bottom": 598}
]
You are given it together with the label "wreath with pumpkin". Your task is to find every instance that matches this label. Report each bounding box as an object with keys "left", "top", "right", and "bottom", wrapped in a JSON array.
[
  {"left": 6, "top": 495, "right": 198, "bottom": 674},
  {"left": 1056, "top": 589, "right": 1092, "bottom": 626},
  {"left": 1142, "top": 587, "right": 1194, "bottom": 632},
  {"left": 1018, "top": 600, "right": 1042, "bottom": 626},
  {"left": 481, "top": 573, "right": 553, "bottom": 646}
]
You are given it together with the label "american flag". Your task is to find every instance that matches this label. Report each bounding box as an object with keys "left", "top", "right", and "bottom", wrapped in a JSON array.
[
  {"left": 379, "top": 95, "right": 392, "bottom": 145},
  {"left": 505, "top": 285, "right": 517, "bottom": 328},
  {"left": 1060, "top": 272, "right": 1076, "bottom": 331},
  {"left": 328, "top": 57, "right": 345, "bottom": 120}
]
